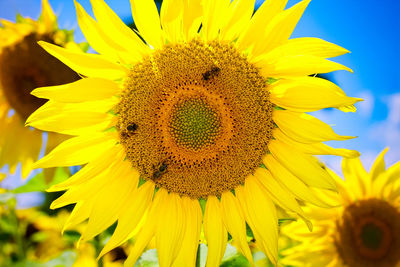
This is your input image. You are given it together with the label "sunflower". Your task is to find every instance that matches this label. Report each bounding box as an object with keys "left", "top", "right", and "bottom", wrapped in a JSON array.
[
  {"left": 27, "top": 0, "right": 361, "bottom": 266},
  {"left": 0, "top": 0, "right": 81, "bottom": 178},
  {"left": 281, "top": 149, "right": 400, "bottom": 267}
]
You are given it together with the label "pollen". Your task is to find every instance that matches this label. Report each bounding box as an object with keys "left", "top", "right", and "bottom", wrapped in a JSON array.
[{"left": 117, "top": 40, "right": 274, "bottom": 198}]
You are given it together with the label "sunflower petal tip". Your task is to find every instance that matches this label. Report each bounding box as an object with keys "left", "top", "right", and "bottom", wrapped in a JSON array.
[
  {"left": 347, "top": 150, "right": 361, "bottom": 158},
  {"left": 46, "top": 185, "right": 59, "bottom": 192},
  {"left": 49, "top": 202, "right": 59, "bottom": 210}
]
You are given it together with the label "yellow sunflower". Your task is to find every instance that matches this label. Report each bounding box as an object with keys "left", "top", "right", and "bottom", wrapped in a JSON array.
[
  {"left": 27, "top": 0, "right": 362, "bottom": 266},
  {"left": 0, "top": 0, "right": 81, "bottom": 178},
  {"left": 281, "top": 149, "right": 400, "bottom": 267}
]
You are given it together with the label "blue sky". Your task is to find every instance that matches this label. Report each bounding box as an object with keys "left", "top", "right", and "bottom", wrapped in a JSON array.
[{"left": 0, "top": 0, "right": 399, "bottom": 179}]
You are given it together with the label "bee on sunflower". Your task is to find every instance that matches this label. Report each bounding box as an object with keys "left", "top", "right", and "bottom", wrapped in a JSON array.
[
  {"left": 27, "top": 0, "right": 362, "bottom": 266},
  {"left": 0, "top": 0, "right": 82, "bottom": 178},
  {"left": 281, "top": 149, "right": 400, "bottom": 267}
]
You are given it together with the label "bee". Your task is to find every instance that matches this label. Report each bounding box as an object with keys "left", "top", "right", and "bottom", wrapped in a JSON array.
[
  {"left": 202, "top": 66, "right": 220, "bottom": 81},
  {"left": 152, "top": 161, "right": 168, "bottom": 180},
  {"left": 127, "top": 123, "right": 138, "bottom": 132}
]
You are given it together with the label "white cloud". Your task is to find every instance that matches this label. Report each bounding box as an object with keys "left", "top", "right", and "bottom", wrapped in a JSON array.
[
  {"left": 369, "top": 93, "right": 400, "bottom": 166},
  {"left": 357, "top": 91, "right": 375, "bottom": 119}
]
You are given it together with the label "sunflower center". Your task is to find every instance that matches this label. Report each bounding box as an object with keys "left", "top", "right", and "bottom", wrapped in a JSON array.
[
  {"left": 0, "top": 33, "right": 80, "bottom": 120},
  {"left": 117, "top": 40, "right": 273, "bottom": 198},
  {"left": 335, "top": 198, "right": 400, "bottom": 266},
  {"left": 170, "top": 97, "right": 221, "bottom": 151},
  {"left": 360, "top": 219, "right": 385, "bottom": 250}
]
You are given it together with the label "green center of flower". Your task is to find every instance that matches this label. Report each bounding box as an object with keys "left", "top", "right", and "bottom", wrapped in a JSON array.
[
  {"left": 361, "top": 222, "right": 384, "bottom": 250},
  {"left": 170, "top": 97, "right": 221, "bottom": 151}
]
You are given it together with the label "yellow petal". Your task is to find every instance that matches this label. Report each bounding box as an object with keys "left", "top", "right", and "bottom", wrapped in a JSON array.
[
  {"left": 385, "top": 160, "right": 400, "bottom": 185},
  {"left": 90, "top": 0, "right": 149, "bottom": 61},
  {"left": 26, "top": 99, "right": 116, "bottom": 135},
  {"left": 235, "top": 177, "right": 278, "bottom": 264},
  {"left": 75, "top": 1, "right": 123, "bottom": 62},
  {"left": 129, "top": 0, "right": 164, "bottom": 48},
  {"left": 99, "top": 181, "right": 155, "bottom": 258},
  {"left": 273, "top": 110, "right": 355, "bottom": 143},
  {"left": 258, "top": 54, "right": 353, "bottom": 78},
  {"left": 258, "top": 37, "right": 350, "bottom": 62},
  {"left": 161, "top": 0, "right": 184, "bottom": 42},
  {"left": 38, "top": 41, "right": 127, "bottom": 80},
  {"left": 32, "top": 78, "right": 120, "bottom": 103},
  {"left": 172, "top": 197, "right": 202, "bottom": 267},
  {"left": 182, "top": 0, "right": 202, "bottom": 41},
  {"left": 221, "top": 191, "right": 254, "bottom": 265},
  {"left": 201, "top": 0, "right": 230, "bottom": 41},
  {"left": 268, "top": 140, "right": 337, "bottom": 191},
  {"left": 220, "top": 0, "right": 255, "bottom": 41},
  {"left": 63, "top": 200, "right": 94, "bottom": 232},
  {"left": 50, "top": 163, "right": 119, "bottom": 209},
  {"left": 33, "top": 133, "right": 116, "bottom": 168},
  {"left": 47, "top": 145, "right": 124, "bottom": 192},
  {"left": 81, "top": 161, "right": 139, "bottom": 241},
  {"left": 273, "top": 128, "right": 360, "bottom": 158},
  {"left": 342, "top": 156, "right": 369, "bottom": 199},
  {"left": 237, "top": 0, "right": 287, "bottom": 51},
  {"left": 251, "top": 0, "right": 310, "bottom": 57},
  {"left": 369, "top": 148, "right": 388, "bottom": 181},
  {"left": 124, "top": 188, "right": 168, "bottom": 267},
  {"left": 41, "top": 0, "right": 56, "bottom": 31},
  {"left": 156, "top": 193, "right": 185, "bottom": 267},
  {"left": 204, "top": 196, "right": 227, "bottom": 267},
  {"left": 263, "top": 154, "right": 333, "bottom": 208},
  {"left": 269, "top": 77, "right": 362, "bottom": 112},
  {"left": 253, "top": 168, "right": 312, "bottom": 230}
]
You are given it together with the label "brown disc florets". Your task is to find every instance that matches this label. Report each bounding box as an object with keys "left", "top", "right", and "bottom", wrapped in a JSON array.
[
  {"left": 117, "top": 40, "right": 274, "bottom": 198},
  {"left": 0, "top": 32, "right": 80, "bottom": 120},
  {"left": 335, "top": 198, "right": 400, "bottom": 267}
]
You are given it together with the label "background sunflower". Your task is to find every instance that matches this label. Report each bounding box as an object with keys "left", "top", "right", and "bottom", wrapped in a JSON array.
[
  {"left": 0, "top": 0, "right": 85, "bottom": 180},
  {"left": 281, "top": 149, "right": 400, "bottom": 267}
]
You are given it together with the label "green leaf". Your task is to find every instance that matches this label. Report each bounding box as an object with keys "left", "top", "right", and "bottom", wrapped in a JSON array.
[
  {"left": 11, "top": 172, "right": 46, "bottom": 194},
  {"left": 16, "top": 13, "right": 25, "bottom": 23},
  {"left": 63, "top": 230, "right": 81, "bottom": 243},
  {"left": 267, "top": 77, "right": 279, "bottom": 84},
  {"left": 78, "top": 42, "right": 90, "bottom": 52},
  {"left": 278, "top": 218, "right": 297, "bottom": 226},
  {"left": 246, "top": 223, "right": 254, "bottom": 239},
  {"left": 0, "top": 192, "right": 14, "bottom": 204},
  {"left": 48, "top": 168, "right": 70, "bottom": 187},
  {"left": 220, "top": 254, "right": 251, "bottom": 267},
  {"left": 199, "top": 198, "right": 206, "bottom": 215},
  {"left": 137, "top": 249, "right": 159, "bottom": 267}
]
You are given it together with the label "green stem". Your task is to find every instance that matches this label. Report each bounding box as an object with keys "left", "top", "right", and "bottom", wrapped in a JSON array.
[
  {"left": 196, "top": 244, "right": 201, "bottom": 267},
  {"left": 94, "top": 235, "right": 104, "bottom": 267},
  {"left": 9, "top": 203, "right": 25, "bottom": 261}
]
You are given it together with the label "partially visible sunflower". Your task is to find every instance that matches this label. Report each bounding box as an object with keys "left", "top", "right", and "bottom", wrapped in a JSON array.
[
  {"left": 27, "top": 0, "right": 361, "bottom": 266},
  {"left": 0, "top": 0, "right": 81, "bottom": 178},
  {"left": 282, "top": 149, "right": 400, "bottom": 267}
]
